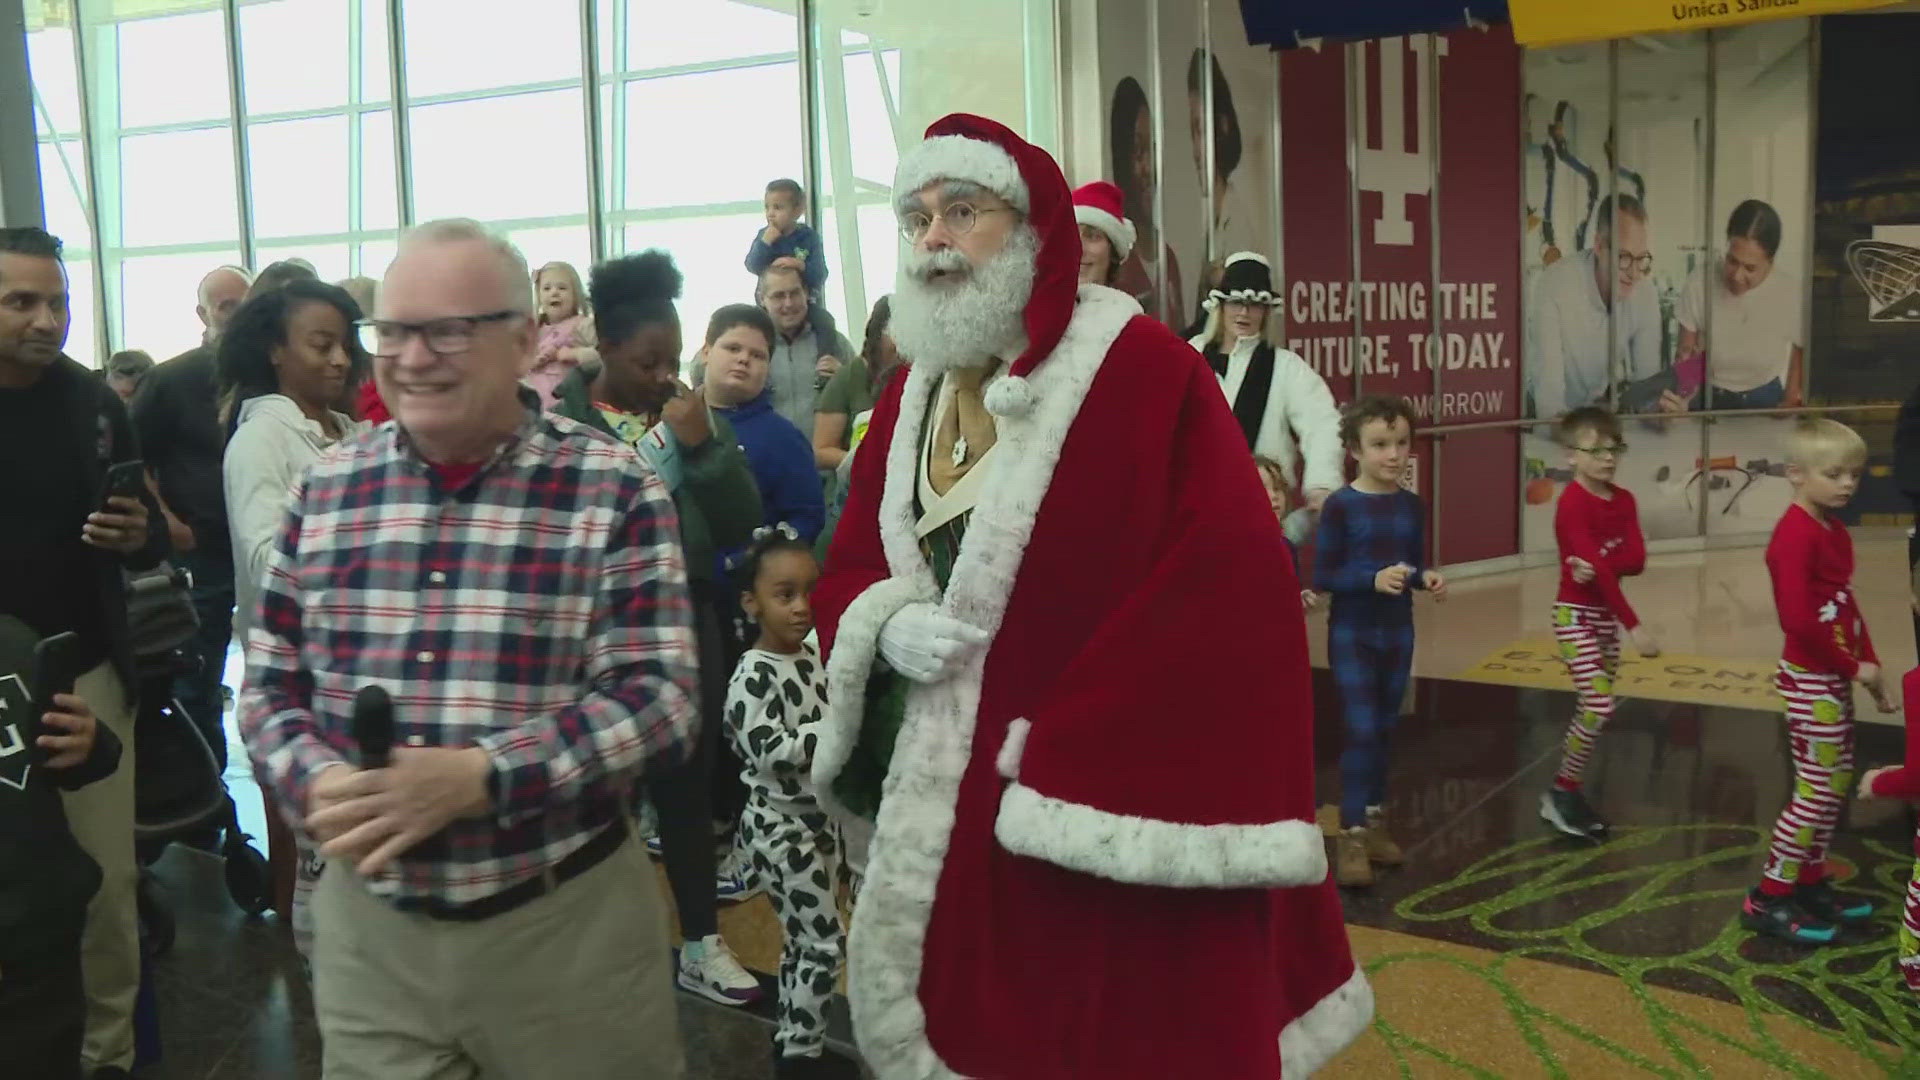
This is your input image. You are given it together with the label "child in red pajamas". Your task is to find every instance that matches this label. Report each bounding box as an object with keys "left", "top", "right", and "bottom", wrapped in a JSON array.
[
  {"left": 1860, "top": 668, "right": 1920, "bottom": 989},
  {"left": 1743, "top": 419, "right": 1894, "bottom": 944},
  {"left": 1541, "top": 406, "right": 1661, "bottom": 840}
]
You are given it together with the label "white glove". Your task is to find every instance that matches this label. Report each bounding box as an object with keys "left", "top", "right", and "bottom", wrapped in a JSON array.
[{"left": 878, "top": 602, "right": 990, "bottom": 684}]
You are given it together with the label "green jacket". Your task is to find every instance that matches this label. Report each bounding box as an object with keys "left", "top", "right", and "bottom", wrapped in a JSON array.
[{"left": 552, "top": 363, "right": 762, "bottom": 586}]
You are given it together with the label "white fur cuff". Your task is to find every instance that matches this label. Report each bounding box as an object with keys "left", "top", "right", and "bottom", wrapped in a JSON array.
[
  {"left": 812, "top": 576, "right": 935, "bottom": 821},
  {"left": 994, "top": 783, "right": 1329, "bottom": 889},
  {"left": 1279, "top": 967, "right": 1374, "bottom": 1077}
]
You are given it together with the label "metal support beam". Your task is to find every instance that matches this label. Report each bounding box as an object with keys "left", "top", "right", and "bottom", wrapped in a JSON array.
[
  {"left": 221, "top": 0, "right": 256, "bottom": 269},
  {"left": 1699, "top": 35, "right": 1716, "bottom": 539},
  {"left": 1345, "top": 42, "right": 1363, "bottom": 400},
  {"left": 70, "top": 8, "right": 114, "bottom": 358},
  {"left": 814, "top": 17, "right": 869, "bottom": 326},
  {"left": 579, "top": 0, "right": 606, "bottom": 267},
  {"left": 1426, "top": 33, "right": 1444, "bottom": 559},
  {"left": 796, "top": 0, "right": 822, "bottom": 232},
  {"left": 386, "top": 0, "right": 414, "bottom": 227},
  {"left": 0, "top": 0, "right": 45, "bottom": 227},
  {"left": 345, "top": 0, "right": 365, "bottom": 274},
  {"left": 1148, "top": 0, "right": 1167, "bottom": 322}
]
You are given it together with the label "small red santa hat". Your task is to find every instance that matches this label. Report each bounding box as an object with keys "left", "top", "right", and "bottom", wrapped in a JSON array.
[
  {"left": 893, "top": 113, "right": 1080, "bottom": 419},
  {"left": 1070, "top": 181, "right": 1136, "bottom": 259}
]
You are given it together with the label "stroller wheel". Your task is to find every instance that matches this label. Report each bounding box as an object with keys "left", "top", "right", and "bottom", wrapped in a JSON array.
[{"left": 223, "top": 833, "right": 272, "bottom": 916}]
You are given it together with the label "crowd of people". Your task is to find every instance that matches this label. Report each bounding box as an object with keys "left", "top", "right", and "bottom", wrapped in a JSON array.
[{"left": 3, "top": 107, "right": 1919, "bottom": 1080}]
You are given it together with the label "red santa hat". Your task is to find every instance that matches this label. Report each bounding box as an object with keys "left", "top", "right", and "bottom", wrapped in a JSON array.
[
  {"left": 892, "top": 113, "right": 1080, "bottom": 419},
  {"left": 1070, "top": 181, "right": 1136, "bottom": 260}
]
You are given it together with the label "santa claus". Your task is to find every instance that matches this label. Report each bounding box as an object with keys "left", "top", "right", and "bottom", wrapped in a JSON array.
[{"left": 813, "top": 113, "right": 1371, "bottom": 1078}]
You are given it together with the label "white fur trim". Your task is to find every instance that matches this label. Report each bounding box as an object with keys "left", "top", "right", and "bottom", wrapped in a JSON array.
[
  {"left": 982, "top": 374, "right": 1034, "bottom": 419},
  {"left": 812, "top": 576, "right": 935, "bottom": 824},
  {"left": 993, "top": 784, "right": 1329, "bottom": 889},
  {"left": 845, "top": 285, "right": 1138, "bottom": 1077},
  {"left": 1225, "top": 250, "right": 1272, "bottom": 269},
  {"left": 894, "top": 134, "right": 1030, "bottom": 213},
  {"left": 1279, "top": 967, "right": 1375, "bottom": 1077},
  {"left": 994, "top": 718, "right": 1030, "bottom": 780},
  {"left": 1073, "top": 205, "right": 1136, "bottom": 259}
]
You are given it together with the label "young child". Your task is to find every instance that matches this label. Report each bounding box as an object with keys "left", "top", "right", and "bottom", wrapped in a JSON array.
[
  {"left": 0, "top": 619, "right": 121, "bottom": 1080},
  {"left": 1859, "top": 667, "right": 1920, "bottom": 988},
  {"left": 1255, "top": 455, "right": 1318, "bottom": 613},
  {"left": 1312, "top": 395, "right": 1446, "bottom": 887},
  {"left": 1742, "top": 419, "right": 1893, "bottom": 943},
  {"left": 724, "top": 526, "right": 843, "bottom": 1078},
  {"left": 745, "top": 179, "right": 828, "bottom": 295},
  {"left": 1541, "top": 405, "right": 1657, "bottom": 841},
  {"left": 525, "top": 261, "right": 596, "bottom": 409}
]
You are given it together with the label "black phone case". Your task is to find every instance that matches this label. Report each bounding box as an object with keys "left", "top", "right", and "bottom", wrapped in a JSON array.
[
  {"left": 31, "top": 633, "right": 83, "bottom": 763},
  {"left": 103, "top": 460, "right": 145, "bottom": 503}
]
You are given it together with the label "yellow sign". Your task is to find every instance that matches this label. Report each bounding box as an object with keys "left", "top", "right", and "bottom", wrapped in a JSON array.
[
  {"left": 1458, "top": 635, "right": 1897, "bottom": 724},
  {"left": 1509, "top": 0, "right": 1901, "bottom": 48}
]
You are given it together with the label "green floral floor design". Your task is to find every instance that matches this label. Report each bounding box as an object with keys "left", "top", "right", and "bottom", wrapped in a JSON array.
[{"left": 1369, "top": 823, "right": 1920, "bottom": 1078}]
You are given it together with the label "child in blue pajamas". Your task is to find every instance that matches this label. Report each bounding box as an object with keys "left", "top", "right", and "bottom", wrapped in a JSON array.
[{"left": 1313, "top": 394, "right": 1446, "bottom": 888}]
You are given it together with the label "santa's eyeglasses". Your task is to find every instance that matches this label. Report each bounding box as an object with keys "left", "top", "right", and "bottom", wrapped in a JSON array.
[{"left": 899, "top": 203, "right": 1017, "bottom": 243}]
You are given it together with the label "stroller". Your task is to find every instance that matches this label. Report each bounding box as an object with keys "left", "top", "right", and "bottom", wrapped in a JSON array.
[{"left": 126, "top": 563, "right": 272, "bottom": 953}]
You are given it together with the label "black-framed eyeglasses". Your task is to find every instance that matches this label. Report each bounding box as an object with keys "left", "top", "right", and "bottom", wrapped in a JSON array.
[
  {"left": 357, "top": 310, "right": 523, "bottom": 357},
  {"left": 1575, "top": 443, "right": 1629, "bottom": 459},
  {"left": 899, "top": 203, "right": 1017, "bottom": 242},
  {"left": 1615, "top": 252, "right": 1653, "bottom": 276}
]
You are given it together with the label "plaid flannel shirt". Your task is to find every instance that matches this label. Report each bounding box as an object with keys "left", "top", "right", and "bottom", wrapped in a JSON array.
[{"left": 238, "top": 405, "right": 698, "bottom": 909}]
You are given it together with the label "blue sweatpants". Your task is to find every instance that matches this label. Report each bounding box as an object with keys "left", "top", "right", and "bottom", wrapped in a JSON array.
[{"left": 1329, "top": 619, "right": 1415, "bottom": 829}]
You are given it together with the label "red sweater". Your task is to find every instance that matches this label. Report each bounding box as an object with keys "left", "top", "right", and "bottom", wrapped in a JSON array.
[
  {"left": 356, "top": 379, "right": 390, "bottom": 424},
  {"left": 1869, "top": 668, "right": 1920, "bottom": 800},
  {"left": 1554, "top": 480, "right": 1646, "bottom": 629},
  {"left": 1766, "top": 503, "right": 1876, "bottom": 679}
]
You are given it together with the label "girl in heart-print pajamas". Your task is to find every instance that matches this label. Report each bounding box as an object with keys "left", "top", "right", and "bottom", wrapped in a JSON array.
[{"left": 724, "top": 527, "right": 845, "bottom": 1069}]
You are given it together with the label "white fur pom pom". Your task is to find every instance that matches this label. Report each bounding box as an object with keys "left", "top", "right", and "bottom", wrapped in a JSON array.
[{"left": 984, "top": 374, "right": 1035, "bottom": 418}]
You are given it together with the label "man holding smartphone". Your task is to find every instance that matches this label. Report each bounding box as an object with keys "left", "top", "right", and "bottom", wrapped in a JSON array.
[{"left": 0, "top": 227, "right": 167, "bottom": 1079}]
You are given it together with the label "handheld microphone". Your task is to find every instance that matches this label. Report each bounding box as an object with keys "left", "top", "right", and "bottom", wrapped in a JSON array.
[{"left": 352, "top": 685, "right": 394, "bottom": 769}]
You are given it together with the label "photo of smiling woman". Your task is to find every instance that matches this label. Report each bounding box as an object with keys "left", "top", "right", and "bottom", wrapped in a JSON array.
[
  {"left": 1658, "top": 199, "right": 1805, "bottom": 412},
  {"left": 1108, "top": 76, "right": 1186, "bottom": 329}
]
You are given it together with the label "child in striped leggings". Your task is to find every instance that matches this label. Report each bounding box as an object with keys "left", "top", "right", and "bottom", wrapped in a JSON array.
[
  {"left": 1743, "top": 419, "right": 1893, "bottom": 944},
  {"left": 1541, "top": 407, "right": 1659, "bottom": 840},
  {"left": 1859, "top": 668, "right": 1920, "bottom": 988}
]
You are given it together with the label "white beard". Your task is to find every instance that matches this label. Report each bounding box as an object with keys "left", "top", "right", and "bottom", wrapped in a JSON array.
[{"left": 889, "top": 226, "right": 1039, "bottom": 372}]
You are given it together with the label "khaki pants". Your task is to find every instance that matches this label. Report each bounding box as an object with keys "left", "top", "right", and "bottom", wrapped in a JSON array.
[
  {"left": 61, "top": 662, "right": 139, "bottom": 1072},
  {"left": 312, "top": 832, "right": 684, "bottom": 1080}
]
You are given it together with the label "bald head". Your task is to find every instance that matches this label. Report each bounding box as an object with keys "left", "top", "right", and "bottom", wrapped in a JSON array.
[
  {"left": 384, "top": 219, "right": 532, "bottom": 317},
  {"left": 197, "top": 265, "right": 252, "bottom": 341},
  {"left": 374, "top": 219, "right": 537, "bottom": 466}
]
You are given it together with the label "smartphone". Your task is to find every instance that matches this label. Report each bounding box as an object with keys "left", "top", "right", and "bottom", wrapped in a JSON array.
[
  {"left": 30, "top": 632, "right": 83, "bottom": 761},
  {"left": 102, "top": 459, "right": 145, "bottom": 510}
]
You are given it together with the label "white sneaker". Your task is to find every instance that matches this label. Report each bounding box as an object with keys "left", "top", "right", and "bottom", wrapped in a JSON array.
[{"left": 677, "top": 934, "right": 764, "bottom": 1005}]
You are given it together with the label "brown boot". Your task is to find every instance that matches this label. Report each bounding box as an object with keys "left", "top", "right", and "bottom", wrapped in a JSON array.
[
  {"left": 1336, "top": 828, "right": 1374, "bottom": 887},
  {"left": 1317, "top": 804, "right": 1340, "bottom": 838},
  {"left": 1365, "top": 807, "right": 1405, "bottom": 866}
]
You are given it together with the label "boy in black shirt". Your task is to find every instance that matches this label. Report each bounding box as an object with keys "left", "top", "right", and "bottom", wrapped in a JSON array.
[{"left": 0, "top": 616, "right": 121, "bottom": 1080}]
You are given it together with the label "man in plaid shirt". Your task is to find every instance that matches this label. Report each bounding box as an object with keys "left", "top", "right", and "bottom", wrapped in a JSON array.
[{"left": 238, "top": 219, "right": 698, "bottom": 1078}]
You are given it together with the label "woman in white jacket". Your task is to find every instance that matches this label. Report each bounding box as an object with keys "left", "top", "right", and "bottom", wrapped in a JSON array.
[
  {"left": 218, "top": 278, "right": 365, "bottom": 959},
  {"left": 1188, "top": 252, "right": 1343, "bottom": 541}
]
